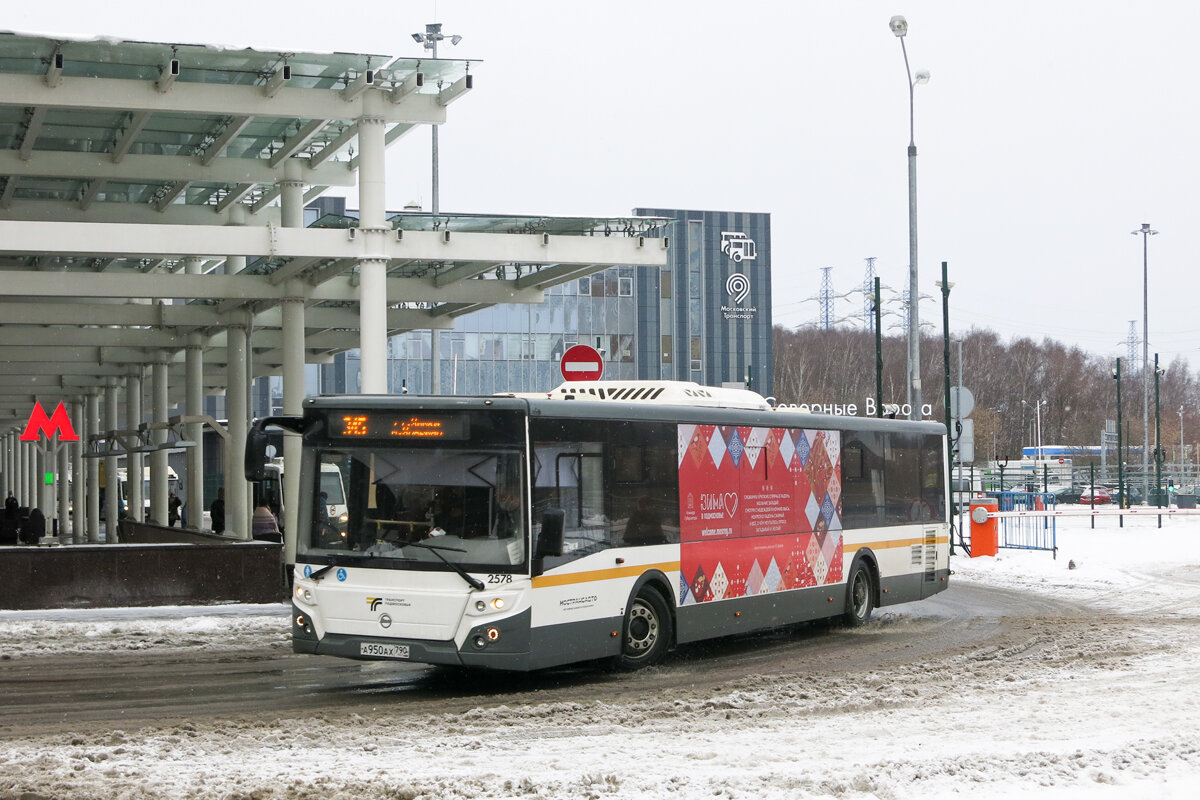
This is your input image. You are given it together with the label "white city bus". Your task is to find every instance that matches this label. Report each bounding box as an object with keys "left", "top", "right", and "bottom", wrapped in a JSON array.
[{"left": 247, "top": 381, "right": 950, "bottom": 672}]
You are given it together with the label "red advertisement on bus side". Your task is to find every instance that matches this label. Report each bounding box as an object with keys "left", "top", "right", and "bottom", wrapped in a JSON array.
[{"left": 677, "top": 424, "right": 843, "bottom": 605}]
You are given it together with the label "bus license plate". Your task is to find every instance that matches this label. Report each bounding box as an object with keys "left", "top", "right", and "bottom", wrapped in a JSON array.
[{"left": 360, "top": 642, "right": 409, "bottom": 659}]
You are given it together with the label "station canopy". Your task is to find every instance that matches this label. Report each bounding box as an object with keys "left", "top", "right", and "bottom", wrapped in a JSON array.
[{"left": 0, "top": 32, "right": 668, "bottom": 426}]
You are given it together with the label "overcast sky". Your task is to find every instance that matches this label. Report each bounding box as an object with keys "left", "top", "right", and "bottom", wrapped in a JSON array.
[{"left": 8, "top": 1, "right": 1199, "bottom": 367}]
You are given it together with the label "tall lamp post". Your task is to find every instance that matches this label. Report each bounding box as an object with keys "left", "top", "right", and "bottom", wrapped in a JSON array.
[
  {"left": 412, "top": 22, "right": 463, "bottom": 216},
  {"left": 1180, "top": 405, "right": 1186, "bottom": 468},
  {"left": 1132, "top": 222, "right": 1157, "bottom": 503},
  {"left": 890, "top": 16, "right": 929, "bottom": 421},
  {"left": 1022, "top": 398, "right": 1045, "bottom": 461},
  {"left": 412, "top": 22, "right": 463, "bottom": 395}
]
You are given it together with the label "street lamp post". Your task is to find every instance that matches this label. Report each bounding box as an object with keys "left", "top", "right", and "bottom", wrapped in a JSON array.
[
  {"left": 412, "top": 22, "right": 463, "bottom": 396},
  {"left": 1180, "top": 405, "right": 1186, "bottom": 469},
  {"left": 1022, "top": 398, "right": 1045, "bottom": 461},
  {"left": 412, "top": 23, "right": 463, "bottom": 216},
  {"left": 890, "top": 16, "right": 930, "bottom": 421},
  {"left": 1132, "top": 222, "right": 1158, "bottom": 503}
]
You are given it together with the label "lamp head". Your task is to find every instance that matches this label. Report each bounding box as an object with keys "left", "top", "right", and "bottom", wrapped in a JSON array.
[
  {"left": 890, "top": 16, "right": 908, "bottom": 37},
  {"left": 450, "top": 35, "right": 463, "bottom": 46},
  {"left": 411, "top": 32, "right": 424, "bottom": 43},
  {"left": 914, "top": 69, "right": 930, "bottom": 85}
]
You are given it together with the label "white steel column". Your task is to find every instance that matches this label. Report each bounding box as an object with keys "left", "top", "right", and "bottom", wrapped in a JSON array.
[
  {"left": 56, "top": 437, "right": 69, "bottom": 544},
  {"left": 150, "top": 355, "right": 169, "bottom": 525},
  {"left": 22, "top": 438, "right": 34, "bottom": 506},
  {"left": 15, "top": 438, "right": 21, "bottom": 505},
  {"left": 71, "top": 398, "right": 85, "bottom": 543},
  {"left": 357, "top": 103, "right": 389, "bottom": 394},
  {"left": 185, "top": 332, "right": 204, "bottom": 530},
  {"left": 3, "top": 433, "right": 10, "bottom": 500},
  {"left": 104, "top": 378, "right": 120, "bottom": 541},
  {"left": 226, "top": 316, "right": 250, "bottom": 539},
  {"left": 86, "top": 392, "right": 100, "bottom": 542},
  {"left": 125, "top": 370, "right": 143, "bottom": 523},
  {"left": 281, "top": 158, "right": 307, "bottom": 563}
]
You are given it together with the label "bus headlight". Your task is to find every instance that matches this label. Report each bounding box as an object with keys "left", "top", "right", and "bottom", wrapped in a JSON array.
[
  {"left": 294, "top": 586, "right": 315, "bottom": 605},
  {"left": 491, "top": 598, "right": 506, "bottom": 611}
]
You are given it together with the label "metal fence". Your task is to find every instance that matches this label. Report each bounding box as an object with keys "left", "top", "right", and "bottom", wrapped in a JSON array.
[{"left": 988, "top": 491, "right": 1058, "bottom": 558}]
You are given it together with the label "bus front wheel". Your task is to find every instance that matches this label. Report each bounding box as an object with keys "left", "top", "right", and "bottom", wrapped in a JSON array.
[
  {"left": 616, "top": 588, "right": 672, "bottom": 670},
  {"left": 842, "top": 563, "right": 875, "bottom": 627}
]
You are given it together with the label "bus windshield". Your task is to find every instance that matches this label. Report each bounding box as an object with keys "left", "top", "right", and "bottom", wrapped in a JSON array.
[{"left": 301, "top": 444, "right": 527, "bottom": 573}]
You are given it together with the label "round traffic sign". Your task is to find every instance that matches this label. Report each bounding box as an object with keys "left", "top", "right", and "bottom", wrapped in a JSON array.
[{"left": 560, "top": 344, "right": 604, "bottom": 381}]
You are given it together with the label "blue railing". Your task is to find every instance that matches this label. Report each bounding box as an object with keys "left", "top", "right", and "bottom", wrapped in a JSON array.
[{"left": 990, "top": 491, "right": 1057, "bottom": 558}]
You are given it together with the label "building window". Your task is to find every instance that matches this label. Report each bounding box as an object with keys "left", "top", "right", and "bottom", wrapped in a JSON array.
[
  {"left": 577, "top": 277, "right": 590, "bottom": 295},
  {"left": 405, "top": 339, "right": 422, "bottom": 359},
  {"left": 661, "top": 335, "right": 672, "bottom": 363},
  {"left": 660, "top": 271, "right": 672, "bottom": 299},
  {"left": 618, "top": 277, "right": 633, "bottom": 297},
  {"left": 690, "top": 360, "right": 702, "bottom": 373},
  {"left": 450, "top": 339, "right": 466, "bottom": 358}
]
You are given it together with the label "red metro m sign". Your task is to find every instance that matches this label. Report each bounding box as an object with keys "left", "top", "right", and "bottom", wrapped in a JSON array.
[{"left": 19, "top": 401, "right": 79, "bottom": 442}]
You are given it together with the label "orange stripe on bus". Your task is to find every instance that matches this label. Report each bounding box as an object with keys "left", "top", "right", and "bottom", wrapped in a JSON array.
[
  {"left": 848, "top": 535, "right": 949, "bottom": 551},
  {"left": 532, "top": 561, "right": 681, "bottom": 589}
]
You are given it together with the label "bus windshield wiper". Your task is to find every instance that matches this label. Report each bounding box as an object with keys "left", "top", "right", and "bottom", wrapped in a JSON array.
[
  {"left": 309, "top": 564, "right": 336, "bottom": 581},
  {"left": 404, "top": 542, "right": 485, "bottom": 591}
]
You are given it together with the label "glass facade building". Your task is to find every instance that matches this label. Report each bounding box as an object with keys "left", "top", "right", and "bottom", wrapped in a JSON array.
[{"left": 301, "top": 203, "right": 772, "bottom": 401}]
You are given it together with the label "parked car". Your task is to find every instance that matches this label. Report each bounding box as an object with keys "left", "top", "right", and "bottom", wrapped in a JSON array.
[
  {"left": 1079, "top": 487, "right": 1112, "bottom": 505},
  {"left": 1053, "top": 486, "right": 1084, "bottom": 505}
]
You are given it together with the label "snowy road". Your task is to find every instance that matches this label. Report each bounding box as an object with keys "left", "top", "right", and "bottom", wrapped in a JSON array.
[{"left": 2, "top": 519, "right": 1199, "bottom": 798}]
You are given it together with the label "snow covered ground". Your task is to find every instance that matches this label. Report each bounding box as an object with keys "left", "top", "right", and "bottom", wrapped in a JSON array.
[{"left": 2, "top": 515, "right": 1200, "bottom": 799}]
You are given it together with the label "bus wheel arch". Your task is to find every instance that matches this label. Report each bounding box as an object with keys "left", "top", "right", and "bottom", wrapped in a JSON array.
[
  {"left": 842, "top": 551, "right": 879, "bottom": 628},
  {"left": 614, "top": 571, "right": 675, "bottom": 671}
]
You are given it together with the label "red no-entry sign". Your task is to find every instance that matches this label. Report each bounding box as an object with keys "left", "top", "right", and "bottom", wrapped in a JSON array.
[{"left": 560, "top": 344, "right": 604, "bottom": 381}]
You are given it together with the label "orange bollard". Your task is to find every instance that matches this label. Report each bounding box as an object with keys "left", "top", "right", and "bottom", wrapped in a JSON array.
[{"left": 969, "top": 497, "right": 999, "bottom": 557}]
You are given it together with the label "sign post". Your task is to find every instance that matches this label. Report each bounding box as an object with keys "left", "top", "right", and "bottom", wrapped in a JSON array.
[{"left": 560, "top": 344, "right": 604, "bottom": 382}]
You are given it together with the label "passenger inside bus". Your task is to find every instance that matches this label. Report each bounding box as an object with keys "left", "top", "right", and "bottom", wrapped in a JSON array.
[{"left": 623, "top": 494, "right": 667, "bottom": 545}]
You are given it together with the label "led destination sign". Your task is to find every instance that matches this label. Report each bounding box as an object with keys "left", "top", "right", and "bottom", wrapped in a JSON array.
[{"left": 335, "top": 413, "right": 469, "bottom": 440}]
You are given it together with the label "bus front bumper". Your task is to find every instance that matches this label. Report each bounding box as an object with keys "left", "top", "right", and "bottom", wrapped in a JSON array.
[{"left": 291, "top": 604, "right": 533, "bottom": 671}]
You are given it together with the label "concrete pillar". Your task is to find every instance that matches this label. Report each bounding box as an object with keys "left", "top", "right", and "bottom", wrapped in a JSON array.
[
  {"left": 186, "top": 332, "right": 205, "bottom": 530},
  {"left": 86, "top": 392, "right": 100, "bottom": 543},
  {"left": 3, "top": 432, "right": 10, "bottom": 500},
  {"left": 71, "top": 398, "right": 85, "bottom": 543},
  {"left": 226, "top": 317, "right": 250, "bottom": 539},
  {"left": 150, "top": 355, "right": 169, "bottom": 525},
  {"left": 357, "top": 104, "right": 389, "bottom": 394},
  {"left": 104, "top": 379, "right": 120, "bottom": 542},
  {"left": 125, "top": 371, "right": 143, "bottom": 523}
]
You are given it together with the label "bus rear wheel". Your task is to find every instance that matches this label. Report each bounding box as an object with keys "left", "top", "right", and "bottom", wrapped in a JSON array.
[
  {"left": 842, "top": 563, "right": 875, "bottom": 627},
  {"left": 616, "top": 588, "right": 672, "bottom": 670}
]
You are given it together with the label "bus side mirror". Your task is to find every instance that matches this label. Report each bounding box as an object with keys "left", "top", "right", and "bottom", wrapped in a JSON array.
[
  {"left": 244, "top": 424, "right": 270, "bottom": 482},
  {"left": 536, "top": 508, "right": 565, "bottom": 559},
  {"left": 245, "top": 415, "right": 308, "bottom": 481}
]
